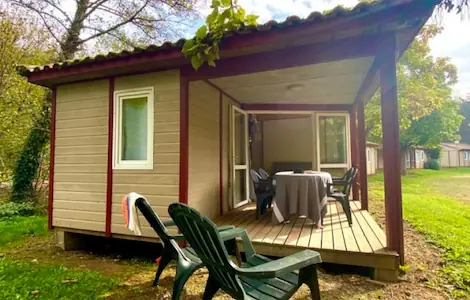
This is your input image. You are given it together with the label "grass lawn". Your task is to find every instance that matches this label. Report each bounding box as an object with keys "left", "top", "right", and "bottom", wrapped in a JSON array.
[
  {"left": 0, "top": 216, "right": 119, "bottom": 299},
  {"left": 369, "top": 168, "right": 470, "bottom": 297}
]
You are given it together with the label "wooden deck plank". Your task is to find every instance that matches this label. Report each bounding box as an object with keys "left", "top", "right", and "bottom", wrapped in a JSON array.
[
  {"left": 320, "top": 203, "right": 334, "bottom": 251},
  {"left": 349, "top": 203, "right": 374, "bottom": 253},
  {"left": 353, "top": 202, "right": 387, "bottom": 247},
  {"left": 264, "top": 215, "right": 295, "bottom": 244},
  {"left": 330, "top": 202, "right": 346, "bottom": 251},
  {"left": 272, "top": 215, "right": 297, "bottom": 245},
  {"left": 213, "top": 202, "right": 398, "bottom": 275},
  {"left": 285, "top": 217, "right": 306, "bottom": 246},
  {"left": 246, "top": 214, "right": 272, "bottom": 239},
  {"left": 351, "top": 202, "right": 389, "bottom": 254},
  {"left": 296, "top": 218, "right": 313, "bottom": 248},
  {"left": 335, "top": 202, "right": 360, "bottom": 252}
]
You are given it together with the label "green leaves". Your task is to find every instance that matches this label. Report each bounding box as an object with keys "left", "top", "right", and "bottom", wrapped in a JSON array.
[
  {"left": 182, "top": 0, "right": 258, "bottom": 70},
  {"left": 196, "top": 25, "right": 207, "bottom": 40},
  {"left": 365, "top": 25, "right": 461, "bottom": 150}
]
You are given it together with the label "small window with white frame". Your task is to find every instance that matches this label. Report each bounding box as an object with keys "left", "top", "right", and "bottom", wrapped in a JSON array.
[
  {"left": 316, "top": 113, "right": 350, "bottom": 170},
  {"left": 465, "top": 151, "right": 469, "bottom": 161},
  {"left": 113, "top": 87, "right": 154, "bottom": 170},
  {"left": 367, "top": 149, "right": 371, "bottom": 163}
]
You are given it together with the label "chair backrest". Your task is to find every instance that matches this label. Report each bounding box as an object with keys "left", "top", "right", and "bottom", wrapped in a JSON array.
[
  {"left": 250, "top": 169, "right": 261, "bottom": 184},
  {"left": 258, "top": 168, "right": 270, "bottom": 179},
  {"left": 134, "top": 197, "right": 172, "bottom": 241},
  {"left": 341, "top": 168, "right": 354, "bottom": 181},
  {"left": 343, "top": 168, "right": 358, "bottom": 198},
  {"left": 168, "top": 203, "right": 245, "bottom": 298}
]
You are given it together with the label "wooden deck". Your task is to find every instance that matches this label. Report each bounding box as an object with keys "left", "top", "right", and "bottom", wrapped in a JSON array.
[{"left": 215, "top": 201, "right": 399, "bottom": 281}]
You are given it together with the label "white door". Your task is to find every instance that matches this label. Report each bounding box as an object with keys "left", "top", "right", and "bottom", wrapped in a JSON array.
[{"left": 231, "top": 105, "right": 250, "bottom": 208}]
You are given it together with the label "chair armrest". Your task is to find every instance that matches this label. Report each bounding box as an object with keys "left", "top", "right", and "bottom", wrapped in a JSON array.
[
  {"left": 331, "top": 179, "right": 348, "bottom": 185},
  {"left": 162, "top": 219, "right": 176, "bottom": 227},
  {"left": 218, "top": 225, "right": 235, "bottom": 231},
  {"left": 168, "top": 225, "right": 234, "bottom": 241},
  {"left": 239, "top": 250, "right": 321, "bottom": 278},
  {"left": 219, "top": 228, "right": 256, "bottom": 258}
]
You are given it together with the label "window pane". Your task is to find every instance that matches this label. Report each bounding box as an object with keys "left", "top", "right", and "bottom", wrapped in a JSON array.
[
  {"left": 121, "top": 97, "right": 148, "bottom": 161},
  {"left": 319, "top": 116, "right": 346, "bottom": 164}
]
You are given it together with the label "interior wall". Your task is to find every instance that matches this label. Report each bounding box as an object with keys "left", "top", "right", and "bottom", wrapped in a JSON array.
[
  {"left": 188, "top": 81, "right": 220, "bottom": 219},
  {"left": 262, "top": 117, "right": 313, "bottom": 174}
]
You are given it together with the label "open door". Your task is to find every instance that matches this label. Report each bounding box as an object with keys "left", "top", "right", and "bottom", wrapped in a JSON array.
[{"left": 231, "top": 105, "right": 250, "bottom": 208}]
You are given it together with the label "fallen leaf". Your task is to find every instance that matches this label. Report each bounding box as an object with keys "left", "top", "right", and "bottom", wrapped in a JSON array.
[
  {"left": 62, "top": 278, "right": 78, "bottom": 284},
  {"left": 31, "top": 290, "right": 39, "bottom": 296}
]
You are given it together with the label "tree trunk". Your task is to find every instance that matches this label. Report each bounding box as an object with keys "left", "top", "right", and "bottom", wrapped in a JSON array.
[
  {"left": 11, "top": 1, "right": 89, "bottom": 202},
  {"left": 400, "top": 150, "right": 407, "bottom": 175},
  {"left": 60, "top": 0, "right": 89, "bottom": 60}
]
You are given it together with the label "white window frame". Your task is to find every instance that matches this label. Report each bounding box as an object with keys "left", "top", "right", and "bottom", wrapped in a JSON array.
[
  {"left": 367, "top": 148, "right": 371, "bottom": 163},
  {"left": 113, "top": 87, "right": 154, "bottom": 170},
  {"left": 465, "top": 151, "right": 469, "bottom": 161},
  {"left": 316, "top": 112, "right": 350, "bottom": 170}
]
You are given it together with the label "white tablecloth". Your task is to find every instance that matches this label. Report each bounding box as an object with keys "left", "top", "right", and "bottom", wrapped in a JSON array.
[{"left": 272, "top": 171, "right": 333, "bottom": 225}]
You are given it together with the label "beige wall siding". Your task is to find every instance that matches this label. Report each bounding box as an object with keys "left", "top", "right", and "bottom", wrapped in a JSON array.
[
  {"left": 262, "top": 117, "right": 313, "bottom": 173},
  {"left": 187, "top": 81, "right": 220, "bottom": 219},
  {"left": 53, "top": 80, "right": 109, "bottom": 232},
  {"left": 111, "top": 70, "right": 180, "bottom": 238},
  {"left": 366, "top": 146, "right": 377, "bottom": 175}
]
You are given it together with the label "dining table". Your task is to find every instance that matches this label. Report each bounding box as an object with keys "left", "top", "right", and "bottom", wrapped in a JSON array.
[{"left": 271, "top": 171, "right": 333, "bottom": 226}]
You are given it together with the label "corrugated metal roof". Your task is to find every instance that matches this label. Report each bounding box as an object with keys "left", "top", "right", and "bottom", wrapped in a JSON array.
[{"left": 17, "top": 0, "right": 405, "bottom": 76}]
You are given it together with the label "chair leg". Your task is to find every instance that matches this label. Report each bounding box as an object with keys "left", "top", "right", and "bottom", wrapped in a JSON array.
[
  {"left": 153, "top": 248, "right": 173, "bottom": 287},
  {"left": 202, "top": 275, "right": 220, "bottom": 300},
  {"left": 299, "top": 265, "right": 321, "bottom": 300},
  {"left": 343, "top": 198, "right": 353, "bottom": 226},
  {"left": 337, "top": 197, "right": 353, "bottom": 226},
  {"left": 172, "top": 257, "right": 199, "bottom": 300}
]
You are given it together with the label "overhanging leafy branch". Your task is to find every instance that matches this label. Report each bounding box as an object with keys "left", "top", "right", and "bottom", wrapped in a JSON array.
[{"left": 182, "top": 0, "right": 258, "bottom": 70}]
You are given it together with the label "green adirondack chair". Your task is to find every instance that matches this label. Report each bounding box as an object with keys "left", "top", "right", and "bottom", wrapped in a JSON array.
[
  {"left": 168, "top": 203, "right": 322, "bottom": 300},
  {"left": 134, "top": 197, "right": 235, "bottom": 300}
]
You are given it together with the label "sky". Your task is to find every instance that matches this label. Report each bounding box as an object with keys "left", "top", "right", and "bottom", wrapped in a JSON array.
[{"left": 193, "top": 0, "right": 470, "bottom": 99}]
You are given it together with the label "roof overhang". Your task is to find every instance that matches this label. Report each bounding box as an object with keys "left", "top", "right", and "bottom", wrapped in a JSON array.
[{"left": 20, "top": 0, "right": 440, "bottom": 88}]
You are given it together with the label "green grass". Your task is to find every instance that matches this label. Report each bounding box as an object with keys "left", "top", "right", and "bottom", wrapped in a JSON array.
[
  {"left": 0, "top": 259, "right": 118, "bottom": 300},
  {"left": 0, "top": 215, "right": 119, "bottom": 299},
  {"left": 369, "top": 168, "right": 470, "bottom": 296},
  {"left": 0, "top": 216, "right": 47, "bottom": 246}
]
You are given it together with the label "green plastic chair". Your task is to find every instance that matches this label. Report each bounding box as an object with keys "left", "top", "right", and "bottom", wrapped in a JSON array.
[
  {"left": 168, "top": 203, "right": 323, "bottom": 300},
  {"left": 134, "top": 197, "right": 234, "bottom": 300}
]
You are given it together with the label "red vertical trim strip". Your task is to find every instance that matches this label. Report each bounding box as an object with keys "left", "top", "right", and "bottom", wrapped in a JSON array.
[
  {"left": 357, "top": 101, "right": 368, "bottom": 211},
  {"left": 48, "top": 87, "right": 57, "bottom": 230},
  {"left": 349, "top": 107, "right": 359, "bottom": 201},
  {"left": 380, "top": 35, "right": 404, "bottom": 264},
  {"left": 105, "top": 77, "right": 115, "bottom": 237},
  {"left": 219, "top": 91, "right": 224, "bottom": 215},
  {"left": 179, "top": 76, "right": 189, "bottom": 204}
]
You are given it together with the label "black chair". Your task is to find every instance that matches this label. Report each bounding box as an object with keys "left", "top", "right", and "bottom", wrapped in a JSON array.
[
  {"left": 331, "top": 167, "right": 354, "bottom": 182},
  {"left": 249, "top": 169, "right": 274, "bottom": 219},
  {"left": 134, "top": 197, "right": 235, "bottom": 299},
  {"left": 327, "top": 168, "right": 358, "bottom": 226}
]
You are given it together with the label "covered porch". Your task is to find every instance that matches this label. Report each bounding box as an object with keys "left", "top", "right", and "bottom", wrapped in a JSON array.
[
  {"left": 179, "top": 1, "right": 441, "bottom": 281},
  {"left": 215, "top": 201, "right": 398, "bottom": 280}
]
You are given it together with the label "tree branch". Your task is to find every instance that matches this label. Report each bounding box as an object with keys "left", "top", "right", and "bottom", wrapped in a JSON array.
[
  {"left": 42, "top": 0, "right": 73, "bottom": 23},
  {"left": 79, "top": 0, "right": 150, "bottom": 44},
  {"left": 83, "top": 0, "right": 111, "bottom": 20}
]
